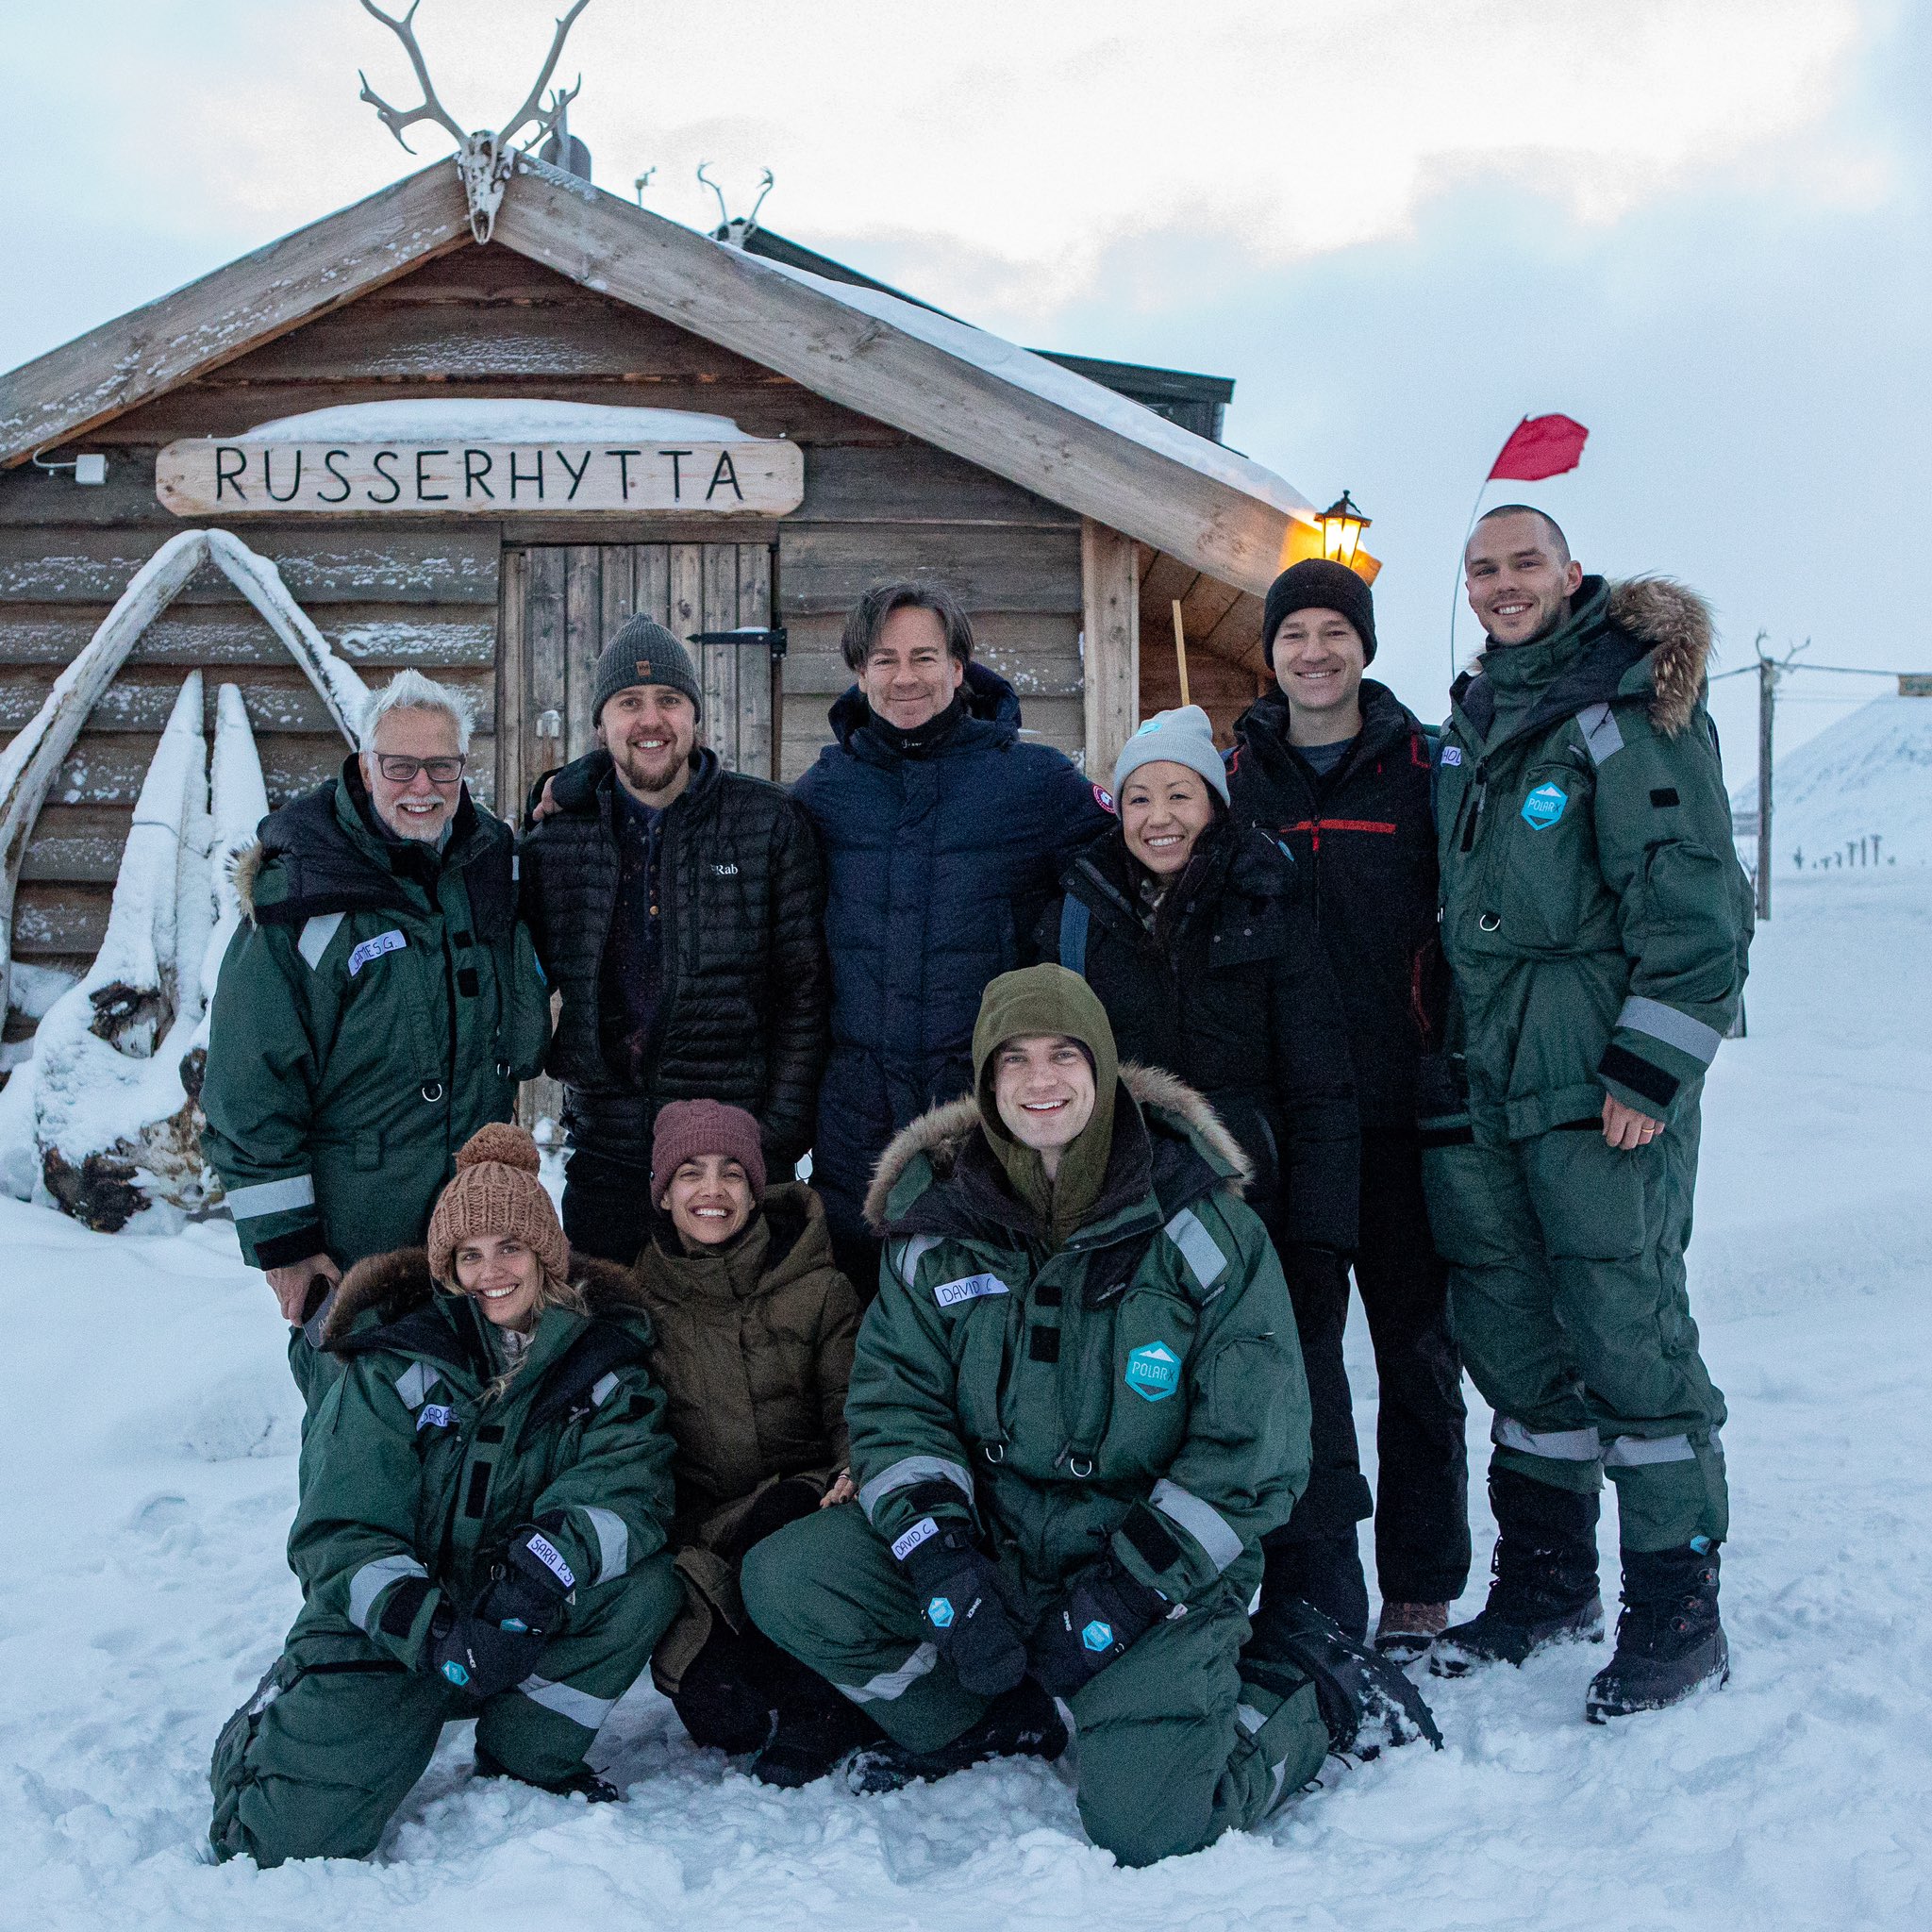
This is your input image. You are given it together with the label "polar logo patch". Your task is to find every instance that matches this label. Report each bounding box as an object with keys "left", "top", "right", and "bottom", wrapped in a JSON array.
[
  {"left": 1124, "top": 1341, "right": 1182, "bottom": 1403},
  {"left": 1441, "top": 745, "right": 1464, "bottom": 767},
  {"left": 525, "top": 1532, "right": 575, "bottom": 1591},
  {"left": 1081, "top": 1620, "right": 1115, "bottom": 1652},
  {"left": 415, "top": 1404, "right": 454, "bottom": 1432},
  {"left": 347, "top": 928, "right": 407, "bottom": 976},
  {"left": 927, "top": 1596, "right": 956, "bottom": 1629},
  {"left": 1521, "top": 783, "right": 1568, "bottom": 830},
  {"left": 933, "top": 1273, "right": 1008, "bottom": 1309}
]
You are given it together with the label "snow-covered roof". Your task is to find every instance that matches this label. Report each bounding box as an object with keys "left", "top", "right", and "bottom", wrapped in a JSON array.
[
  {"left": 245, "top": 399, "right": 752, "bottom": 443},
  {"left": 754, "top": 258, "right": 1313, "bottom": 521}
]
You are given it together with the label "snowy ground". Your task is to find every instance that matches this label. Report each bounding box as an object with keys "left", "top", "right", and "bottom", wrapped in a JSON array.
[{"left": 2, "top": 871, "right": 1928, "bottom": 1931}]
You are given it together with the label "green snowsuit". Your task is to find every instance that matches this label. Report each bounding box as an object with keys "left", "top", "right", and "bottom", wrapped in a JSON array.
[
  {"left": 200, "top": 762, "right": 551, "bottom": 1403},
  {"left": 1423, "top": 576, "right": 1752, "bottom": 1550},
  {"left": 208, "top": 1247, "right": 681, "bottom": 1868},
  {"left": 743, "top": 967, "right": 1329, "bottom": 1868}
]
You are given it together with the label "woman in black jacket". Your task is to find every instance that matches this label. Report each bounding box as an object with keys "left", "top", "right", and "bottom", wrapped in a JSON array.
[{"left": 1038, "top": 705, "right": 1373, "bottom": 1645}]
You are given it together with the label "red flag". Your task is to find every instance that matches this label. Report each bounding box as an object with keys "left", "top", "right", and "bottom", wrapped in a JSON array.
[{"left": 1488, "top": 413, "right": 1589, "bottom": 482}]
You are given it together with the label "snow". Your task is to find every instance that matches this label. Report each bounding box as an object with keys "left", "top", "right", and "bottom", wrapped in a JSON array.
[
  {"left": 2, "top": 872, "right": 1929, "bottom": 1926},
  {"left": 753, "top": 256, "right": 1317, "bottom": 519},
  {"left": 1733, "top": 692, "right": 1932, "bottom": 869},
  {"left": 244, "top": 399, "right": 753, "bottom": 445}
]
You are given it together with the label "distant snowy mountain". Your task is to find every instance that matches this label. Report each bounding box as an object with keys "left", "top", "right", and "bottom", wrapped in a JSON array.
[{"left": 1733, "top": 693, "right": 1932, "bottom": 868}]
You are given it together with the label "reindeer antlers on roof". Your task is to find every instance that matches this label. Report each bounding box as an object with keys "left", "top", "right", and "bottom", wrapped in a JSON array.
[
  {"left": 357, "top": 0, "right": 593, "bottom": 241},
  {"left": 358, "top": 0, "right": 591, "bottom": 148}
]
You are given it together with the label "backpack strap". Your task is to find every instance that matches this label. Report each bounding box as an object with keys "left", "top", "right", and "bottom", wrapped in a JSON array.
[{"left": 1058, "top": 895, "right": 1091, "bottom": 977}]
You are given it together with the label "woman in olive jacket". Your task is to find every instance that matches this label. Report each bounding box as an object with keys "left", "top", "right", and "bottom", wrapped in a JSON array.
[
  {"left": 1037, "top": 706, "right": 1374, "bottom": 1643},
  {"left": 631, "top": 1099, "right": 872, "bottom": 1786}
]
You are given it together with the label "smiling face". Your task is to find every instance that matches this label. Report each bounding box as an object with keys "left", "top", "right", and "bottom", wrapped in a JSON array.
[
  {"left": 362, "top": 706, "right": 464, "bottom": 842},
  {"left": 1121, "top": 761, "right": 1217, "bottom": 875},
  {"left": 1464, "top": 510, "right": 1584, "bottom": 647},
  {"left": 993, "top": 1034, "right": 1096, "bottom": 1158},
  {"left": 859, "top": 605, "right": 965, "bottom": 731},
  {"left": 1271, "top": 608, "right": 1367, "bottom": 742},
  {"left": 597, "top": 684, "right": 697, "bottom": 803},
  {"left": 664, "top": 1154, "right": 753, "bottom": 1247},
  {"left": 453, "top": 1233, "right": 543, "bottom": 1332}
]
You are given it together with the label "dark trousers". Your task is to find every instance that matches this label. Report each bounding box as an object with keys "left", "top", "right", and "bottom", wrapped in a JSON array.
[
  {"left": 816, "top": 1170, "right": 884, "bottom": 1304},
  {"left": 1354, "top": 1130, "right": 1471, "bottom": 1605},
  {"left": 560, "top": 1147, "right": 649, "bottom": 1267}
]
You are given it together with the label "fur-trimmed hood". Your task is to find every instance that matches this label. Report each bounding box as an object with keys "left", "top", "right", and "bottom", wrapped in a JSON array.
[
  {"left": 320, "top": 1243, "right": 639, "bottom": 1352},
  {"left": 1607, "top": 575, "right": 1714, "bottom": 737},
  {"left": 861, "top": 1061, "right": 1252, "bottom": 1234}
]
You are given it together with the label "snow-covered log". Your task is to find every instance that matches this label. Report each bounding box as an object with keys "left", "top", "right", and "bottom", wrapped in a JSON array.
[
  {"left": 186, "top": 683, "right": 270, "bottom": 1066},
  {"left": 31, "top": 675, "right": 215, "bottom": 1230}
]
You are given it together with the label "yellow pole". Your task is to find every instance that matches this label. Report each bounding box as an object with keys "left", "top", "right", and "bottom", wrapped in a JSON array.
[{"left": 1171, "top": 599, "right": 1191, "bottom": 708}]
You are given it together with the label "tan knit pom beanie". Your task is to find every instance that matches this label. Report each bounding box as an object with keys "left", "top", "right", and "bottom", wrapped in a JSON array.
[{"left": 427, "top": 1124, "right": 570, "bottom": 1291}]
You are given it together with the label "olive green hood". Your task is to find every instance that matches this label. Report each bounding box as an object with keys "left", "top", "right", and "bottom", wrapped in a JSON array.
[{"left": 970, "top": 964, "right": 1121, "bottom": 1245}]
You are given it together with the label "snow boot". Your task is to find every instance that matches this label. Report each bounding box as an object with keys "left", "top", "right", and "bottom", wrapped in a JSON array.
[
  {"left": 474, "top": 1743, "right": 622, "bottom": 1804},
  {"left": 1430, "top": 1469, "right": 1603, "bottom": 1677},
  {"left": 1585, "top": 1544, "right": 1728, "bottom": 1723},
  {"left": 751, "top": 1695, "right": 883, "bottom": 1789},
  {"left": 1373, "top": 1601, "right": 1450, "bottom": 1664},
  {"left": 1247, "top": 1598, "right": 1441, "bottom": 1757},
  {"left": 845, "top": 1677, "right": 1068, "bottom": 1794}
]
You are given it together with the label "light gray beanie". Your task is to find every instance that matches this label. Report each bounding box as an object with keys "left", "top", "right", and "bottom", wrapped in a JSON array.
[{"left": 1111, "top": 705, "right": 1229, "bottom": 806}]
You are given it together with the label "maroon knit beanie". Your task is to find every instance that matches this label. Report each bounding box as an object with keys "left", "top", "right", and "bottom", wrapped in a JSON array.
[{"left": 651, "top": 1100, "right": 767, "bottom": 1207}]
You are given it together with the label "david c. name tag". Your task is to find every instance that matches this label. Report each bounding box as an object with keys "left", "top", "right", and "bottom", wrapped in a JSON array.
[
  {"left": 347, "top": 929, "right": 407, "bottom": 976},
  {"left": 933, "top": 1273, "right": 1008, "bottom": 1309}
]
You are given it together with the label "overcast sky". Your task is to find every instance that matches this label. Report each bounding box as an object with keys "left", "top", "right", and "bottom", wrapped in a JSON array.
[{"left": 2, "top": 0, "right": 1924, "bottom": 758}]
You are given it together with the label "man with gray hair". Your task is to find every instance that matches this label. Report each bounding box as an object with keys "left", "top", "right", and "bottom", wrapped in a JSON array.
[{"left": 202, "top": 669, "right": 552, "bottom": 1403}]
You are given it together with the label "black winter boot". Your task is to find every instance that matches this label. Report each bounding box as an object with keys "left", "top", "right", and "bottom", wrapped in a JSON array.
[
  {"left": 474, "top": 1743, "right": 622, "bottom": 1803},
  {"left": 1253, "top": 1530, "right": 1372, "bottom": 1648},
  {"left": 751, "top": 1694, "right": 883, "bottom": 1789},
  {"left": 845, "top": 1677, "right": 1068, "bottom": 1794},
  {"left": 1585, "top": 1545, "right": 1728, "bottom": 1722},
  {"left": 1429, "top": 1468, "right": 1604, "bottom": 1677},
  {"left": 1246, "top": 1599, "right": 1441, "bottom": 1757}
]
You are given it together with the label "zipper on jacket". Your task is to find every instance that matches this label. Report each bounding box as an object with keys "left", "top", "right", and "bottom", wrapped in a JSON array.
[{"left": 1458, "top": 760, "right": 1489, "bottom": 853}]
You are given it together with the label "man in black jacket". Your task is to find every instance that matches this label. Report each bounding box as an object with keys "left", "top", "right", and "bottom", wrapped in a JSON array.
[
  {"left": 521, "top": 619, "right": 827, "bottom": 1263},
  {"left": 1227, "top": 559, "right": 1471, "bottom": 1657}
]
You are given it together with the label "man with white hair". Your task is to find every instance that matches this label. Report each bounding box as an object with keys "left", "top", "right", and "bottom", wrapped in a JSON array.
[{"left": 202, "top": 670, "right": 552, "bottom": 1403}]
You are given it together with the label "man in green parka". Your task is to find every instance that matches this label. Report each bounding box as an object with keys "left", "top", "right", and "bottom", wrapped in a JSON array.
[
  {"left": 743, "top": 966, "right": 1437, "bottom": 1868},
  {"left": 1423, "top": 507, "right": 1752, "bottom": 1721},
  {"left": 200, "top": 671, "right": 552, "bottom": 1404}
]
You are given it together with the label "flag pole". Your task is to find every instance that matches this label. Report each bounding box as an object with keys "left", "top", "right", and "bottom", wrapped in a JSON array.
[{"left": 1447, "top": 470, "right": 1494, "bottom": 686}]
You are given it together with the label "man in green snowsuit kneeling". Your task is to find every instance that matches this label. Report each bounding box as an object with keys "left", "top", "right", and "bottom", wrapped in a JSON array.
[
  {"left": 743, "top": 965, "right": 1437, "bottom": 1867},
  {"left": 1423, "top": 507, "right": 1752, "bottom": 1721}
]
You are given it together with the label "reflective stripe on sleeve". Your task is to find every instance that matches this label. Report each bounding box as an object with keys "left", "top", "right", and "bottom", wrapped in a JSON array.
[
  {"left": 1150, "top": 1477, "right": 1244, "bottom": 1573},
  {"left": 837, "top": 1641, "right": 938, "bottom": 1705},
  {"left": 297, "top": 911, "right": 345, "bottom": 971},
  {"left": 224, "top": 1174, "right": 316, "bottom": 1221},
  {"left": 580, "top": 1506, "right": 630, "bottom": 1583},
  {"left": 590, "top": 1372, "right": 620, "bottom": 1407},
  {"left": 1617, "top": 995, "right": 1724, "bottom": 1067},
  {"left": 347, "top": 1553, "right": 427, "bottom": 1632},
  {"left": 1575, "top": 702, "right": 1625, "bottom": 765},
  {"left": 515, "top": 1673, "right": 616, "bottom": 1730},
  {"left": 393, "top": 1362, "right": 433, "bottom": 1412},
  {"left": 1163, "top": 1208, "right": 1227, "bottom": 1295},
  {"left": 858, "top": 1455, "right": 974, "bottom": 1524},
  {"left": 1602, "top": 1432, "right": 1699, "bottom": 1467},
  {"left": 1492, "top": 1415, "right": 1603, "bottom": 1462}
]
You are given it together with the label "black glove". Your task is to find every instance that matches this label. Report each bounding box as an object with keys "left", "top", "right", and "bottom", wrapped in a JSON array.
[
  {"left": 1028, "top": 1556, "right": 1170, "bottom": 1699},
  {"left": 477, "top": 1523, "right": 579, "bottom": 1637},
  {"left": 894, "top": 1518, "right": 1027, "bottom": 1698},
  {"left": 427, "top": 1601, "right": 545, "bottom": 1700},
  {"left": 429, "top": 1524, "right": 577, "bottom": 1700}
]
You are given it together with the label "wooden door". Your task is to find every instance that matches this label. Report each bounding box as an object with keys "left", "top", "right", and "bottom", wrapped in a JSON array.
[{"left": 497, "top": 541, "right": 775, "bottom": 813}]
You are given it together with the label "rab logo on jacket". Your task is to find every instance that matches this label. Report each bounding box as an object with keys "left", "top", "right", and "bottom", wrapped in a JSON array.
[
  {"left": 1124, "top": 1341, "right": 1181, "bottom": 1403},
  {"left": 1521, "top": 782, "right": 1569, "bottom": 830}
]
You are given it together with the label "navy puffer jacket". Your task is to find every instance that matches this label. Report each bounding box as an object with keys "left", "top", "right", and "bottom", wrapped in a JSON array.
[{"left": 791, "top": 662, "right": 1110, "bottom": 1251}]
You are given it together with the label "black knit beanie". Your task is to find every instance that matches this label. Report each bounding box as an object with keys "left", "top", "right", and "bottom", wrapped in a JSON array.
[
  {"left": 1260, "top": 559, "right": 1377, "bottom": 668},
  {"left": 592, "top": 616, "right": 704, "bottom": 724}
]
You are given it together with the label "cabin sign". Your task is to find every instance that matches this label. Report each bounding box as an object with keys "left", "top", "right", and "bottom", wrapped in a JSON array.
[{"left": 154, "top": 436, "right": 805, "bottom": 517}]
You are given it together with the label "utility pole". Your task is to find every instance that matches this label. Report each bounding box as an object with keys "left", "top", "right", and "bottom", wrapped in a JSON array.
[{"left": 1756, "top": 637, "right": 1776, "bottom": 921}]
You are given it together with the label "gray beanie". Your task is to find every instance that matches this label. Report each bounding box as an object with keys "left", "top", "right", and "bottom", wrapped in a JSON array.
[
  {"left": 1111, "top": 705, "right": 1229, "bottom": 806},
  {"left": 592, "top": 616, "right": 703, "bottom": 724}
]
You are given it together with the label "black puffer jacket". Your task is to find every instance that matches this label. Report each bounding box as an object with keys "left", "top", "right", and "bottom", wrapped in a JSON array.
[
  {"left": 1227, "top": 680, "right": 1446, "bottom": 1131},
  {"left": 1037, "top": 818, "right": 1359, "bottom": 1253},
  {"left": 520, "top": 748, "right": 827, "bottom": 1173}
]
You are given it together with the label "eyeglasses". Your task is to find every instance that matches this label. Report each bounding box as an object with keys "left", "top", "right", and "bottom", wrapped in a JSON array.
[{"left": 375, "top": 753, "right": 466, "bottom": 785}]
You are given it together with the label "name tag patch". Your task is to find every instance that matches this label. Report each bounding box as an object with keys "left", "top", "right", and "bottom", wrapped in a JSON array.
[
  {"left": 891, "top": 1517, "right": 940, "bottom": 1561},
  {"left": 525, "top": 1532, "right": 575, "bottom": 1591},
  {"left": 1521, "top": 783, "right": 1568, "bottom": 830},
  {"left": 933, "top": 1273, "right": 1008, "bottom": 1309},
  {"left": 347, "top": 929, "right": 408, "bottom": 976},
  {"left": 1441, "top": 745, "right": 1464, "bottom": 767},
  {"left": 415, "top": 1404, "right": 454, "bottom": 1432},
  {"left": 1124, "top": 1341, "right": 1182, "bottom": 1403}
]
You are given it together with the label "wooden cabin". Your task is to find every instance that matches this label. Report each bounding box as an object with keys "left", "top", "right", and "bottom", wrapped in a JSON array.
[{"left": 0, "top": 152, "right": 1366, "bottom": 1050}]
